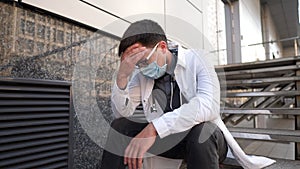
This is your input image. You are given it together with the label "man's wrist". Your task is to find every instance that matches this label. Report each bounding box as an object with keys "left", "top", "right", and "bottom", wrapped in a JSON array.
[
  {"left": 116, "top": 73, "right": 128, "bottom": 90},
  {"left": 148, "top": 123, "right": 158, "bottom": 136}
]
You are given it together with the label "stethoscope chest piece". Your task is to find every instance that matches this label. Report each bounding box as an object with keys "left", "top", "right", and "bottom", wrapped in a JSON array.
[{"left": 150, "top": 103, "right": 157, "bottom": 113}]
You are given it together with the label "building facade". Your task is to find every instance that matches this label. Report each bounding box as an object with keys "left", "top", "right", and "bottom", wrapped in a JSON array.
[{"left": 0, "top": 0, "right": 299, "bottom": 168}]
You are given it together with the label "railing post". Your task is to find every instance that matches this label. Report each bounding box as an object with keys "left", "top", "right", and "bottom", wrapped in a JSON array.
[
  {"left": 223, "top": 0, "right": 242, "bottom": 64},
  {"left": 296, "top": 60, "right": 300, "bottom": 160},
  {"left": 294, "top": 39, "right": 298, "bottom": 56}
]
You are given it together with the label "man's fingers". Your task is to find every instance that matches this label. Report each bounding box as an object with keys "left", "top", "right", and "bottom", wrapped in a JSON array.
[
  {"left": 138, "top": 158, "right": 143, "bottom": 169},
  {"left": 137, "top": 151, "right": 144, "bottom": 169},
  {"left": 122, "top": 44, "right": 144, "bottom": 59},
  {"left": 123, "top": 43, "right": 139, "bottom": 55},
  {"left": 125, "top": 139, "right": 145, "bottom": 169},
  {"left": 122, "top": 49, "right": 146, "bottom": 66},
  {"left": 131, "top": 50, "right": 146, "bottom": 64},
  {"left": 130, "top": 46, "right": 145, "bottom": 55},
  {"left": 132, "top": 158, "right": 137, "bottom": 169},
  {"left": 125, "top": 134, "right": 154, "bottom": 169},
  {"left": 129, "top": 144, "right": 137, "bottom": 169},
  {"left": 131, "top": 147, "right": 140, "bottom": 169},
  {"left": 128, "top": 47, "right": 146, "bottom": 58},
  {"left": 121, "top": 44, "right": 139, "bottom": 61},
  {"left": 124, "top": 144, "right": 130, "bottom": 165},
  {"left": 124, "top": 156, "right": 127, "bottom": 165},
  {"left": 125, "top": 143, "right": 135, "bottom": 169},
  {"left": 128, "top": 159, "right": 132, "bottom": 169}
]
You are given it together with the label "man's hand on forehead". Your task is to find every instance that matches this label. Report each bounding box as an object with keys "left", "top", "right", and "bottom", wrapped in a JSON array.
[
  {"left": 121, "top": 43, "right": 147, "bottom": 61},
  {"left": 116, "top": 43, "right": 146, "bottom": 89}
]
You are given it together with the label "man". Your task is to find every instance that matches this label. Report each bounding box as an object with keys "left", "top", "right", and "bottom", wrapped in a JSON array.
[{"left": 100, "top": 19, "right": 275, "bottom": 169}]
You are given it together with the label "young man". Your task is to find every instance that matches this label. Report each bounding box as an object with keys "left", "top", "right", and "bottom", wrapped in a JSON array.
[{"left": 100, "top": 19, "right": 275, "bottom": 169}]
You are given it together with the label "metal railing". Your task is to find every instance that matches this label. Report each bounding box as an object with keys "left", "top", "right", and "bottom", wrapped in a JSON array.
[{"left": 215, "top": 56, "right": 300, "bottom": 160}]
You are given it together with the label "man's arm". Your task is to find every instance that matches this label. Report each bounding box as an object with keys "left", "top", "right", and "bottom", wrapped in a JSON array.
[{"left": 111, "top": 44, "right": 146, "bottom": 117}]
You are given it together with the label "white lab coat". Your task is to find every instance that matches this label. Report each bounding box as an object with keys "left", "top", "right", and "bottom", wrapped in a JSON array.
[{"left": 111, "top": 44, "right": 276, "bottom": 169}]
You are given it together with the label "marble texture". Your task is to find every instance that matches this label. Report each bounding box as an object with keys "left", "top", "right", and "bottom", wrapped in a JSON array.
[{"left": 0, "top": 1, "right": 119, "bottom": 168}]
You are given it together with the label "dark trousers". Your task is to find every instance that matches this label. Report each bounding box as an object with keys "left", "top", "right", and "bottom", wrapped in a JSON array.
[{"left": 100, "top": 117, "right": 228, "bottom": 169}]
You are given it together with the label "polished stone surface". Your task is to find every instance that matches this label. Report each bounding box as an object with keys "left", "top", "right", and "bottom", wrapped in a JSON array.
[{"left": 0, "top": 1, "right": 119, "bottom": 168}]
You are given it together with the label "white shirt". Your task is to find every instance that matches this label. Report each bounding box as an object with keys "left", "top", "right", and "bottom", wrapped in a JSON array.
[{"left": 111, "top": 43, "right": 275, "bottom": 169}]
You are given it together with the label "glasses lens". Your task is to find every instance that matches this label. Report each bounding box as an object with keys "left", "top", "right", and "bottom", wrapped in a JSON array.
[
  {"left": 136, "top": 43, "right": 159, "bottom": 69},
  {"left": 136, "top": 59, "right": 148, "bottom": 68}
]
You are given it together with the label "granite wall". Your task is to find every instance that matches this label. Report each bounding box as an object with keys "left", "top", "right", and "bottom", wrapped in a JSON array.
[{"left": 0, "top": 1, "right": 119, "bottom": 168}]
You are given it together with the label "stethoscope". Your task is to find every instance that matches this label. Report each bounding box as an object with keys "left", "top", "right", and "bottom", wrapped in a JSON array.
[
  {"left": 149, "top": 45, "right": 179, "bottom": 113},
  {"left": 150, "top": 76, "right": 176, "bottom": 113},
  {"left": 150, "top": 102, "right": 158, "bottom": 113}
]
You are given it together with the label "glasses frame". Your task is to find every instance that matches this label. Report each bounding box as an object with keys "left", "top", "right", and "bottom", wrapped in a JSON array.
[{"left": 135, "top": 43, "right": 160, "bottom": 69}]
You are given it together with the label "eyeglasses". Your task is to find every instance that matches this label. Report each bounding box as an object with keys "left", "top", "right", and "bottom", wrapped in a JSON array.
[{"left": 135, "top": 43, "right": 159, "bottom": 68}]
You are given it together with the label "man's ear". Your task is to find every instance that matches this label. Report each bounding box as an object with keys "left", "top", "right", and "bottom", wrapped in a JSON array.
[{"left": 158, "top": 41, "right": 168, "bottom": 53}]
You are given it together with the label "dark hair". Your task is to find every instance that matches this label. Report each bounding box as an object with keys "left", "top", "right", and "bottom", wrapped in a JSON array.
[
  {"left": 118, "top": 33, "right": 167, "bottom": 56},
  {"left": 118, "top": 19, "right": 167, "bottom": 56}
]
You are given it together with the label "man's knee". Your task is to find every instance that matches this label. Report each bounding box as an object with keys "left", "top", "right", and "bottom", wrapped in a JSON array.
[
  {"left": 110, "top": 117, "right": 147, "bottom": 136},
  {"left": 186, "top": 122, "right": 227, "bottom": 163},
  {"left": 110, "top": 117, "right": 129, "bottom": 134},
  {"left": 186, "top": 122, "right": 226, "bottom": 154},
  {"left": 187, "top": 122, "right": 219, "bottom": 144}
]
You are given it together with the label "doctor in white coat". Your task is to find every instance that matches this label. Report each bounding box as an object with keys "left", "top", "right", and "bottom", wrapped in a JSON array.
[{"left": 100, "top": 19, "right": 275, "bottom": 169}]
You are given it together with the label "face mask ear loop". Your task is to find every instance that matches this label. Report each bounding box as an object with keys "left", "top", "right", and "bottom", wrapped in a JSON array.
[
  {"left": 164, "top": 51, "right": 167, "bottom": 65},
  {"left": 146, "top": 43, "right": 160, "bottom": 60},
  {"left": 156, "top": 44, "right": 167, "bottom": 66}
]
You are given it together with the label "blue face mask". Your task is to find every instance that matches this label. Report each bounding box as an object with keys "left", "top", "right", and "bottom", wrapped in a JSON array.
[
  {"left": 140, "top": 60, "right": 167, "bottom": 79},
  {"left": 139, "top": 43, "right": 167, "bottom": 79}
]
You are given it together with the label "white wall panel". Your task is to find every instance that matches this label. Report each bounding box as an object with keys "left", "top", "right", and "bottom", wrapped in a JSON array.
[
  {"left": 21, "top": 0, "right": 221, "bottom": 64},
  {"left": 83, "top": 0, "right": 165, "bottom": 34},
  {"left": 84, "top": 0, "right": 164, "bottom": 20},
  {"left": 240, "top": 0, "right": 265, "bottom": 62},
  {"left": 21, "top": 0, "right": 166, "bottom": 38},
  {"left": 165, "top": 0, "right": 204, "bottom": 49},
  {"left": 21, "top": 0, "right": 130, "bottom": 37},
  {"left": 189, "top": 0, "right": 204, "bottom": 12}
]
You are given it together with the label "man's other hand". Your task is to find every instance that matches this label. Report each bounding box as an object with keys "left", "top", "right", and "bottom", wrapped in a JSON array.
[{"left": 124, "top": 123, "right": 158, "bottom": 169}]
